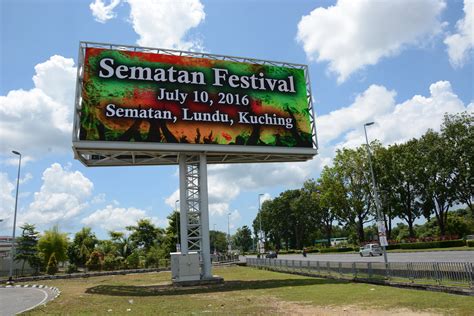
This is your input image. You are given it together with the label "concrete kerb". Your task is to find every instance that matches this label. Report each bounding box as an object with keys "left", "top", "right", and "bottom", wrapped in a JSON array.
[{"left": 1, "top": 283, "right": 61, "bottom": 313}]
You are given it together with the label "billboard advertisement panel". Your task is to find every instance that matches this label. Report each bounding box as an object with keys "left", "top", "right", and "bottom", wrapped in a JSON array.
[{"left": 79, "top": 47, "right": 313, "bottom": 148}]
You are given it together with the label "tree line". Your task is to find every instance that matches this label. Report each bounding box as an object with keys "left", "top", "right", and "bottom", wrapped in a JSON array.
[{"left": 252, "top": 112, "right": 473, "bottom": 250}]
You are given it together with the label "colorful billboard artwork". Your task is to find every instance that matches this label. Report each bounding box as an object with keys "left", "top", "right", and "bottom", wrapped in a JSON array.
[{"left": 79, "top": 48, "right": 313, "bottom": 148}]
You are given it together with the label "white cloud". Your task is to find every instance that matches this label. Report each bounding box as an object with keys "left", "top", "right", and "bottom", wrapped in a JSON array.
[
  {"left": 91, "top": 0, "right": 205, "bottom": 50},
  {"left": 297, "top": 0, "right": 446, "bottom": 82},
  {"left": 0, "top": 173, "right": 15, "bottom": 230},
  {"left": 22, "top": 163, "right": 93, "bottom": 227},
  {"left": 82, "top": 204, "right": 148, "bottom": 232},
  {"left": 317, "top": 85, "right": 396, "bottom": 145},
  {"left": 0, "top": 55, "right": 76, "bottom": 156},
  {"left": 90, "top": 0, "right": 121, "bottom": 23},
  {"left": 127, "top": 0, "right": 205, "bottom": 50},
  {"left": 317, "top": 81, "right": 470, "bottom": 152},
  {"left": 444, "top": 0, "right": 473, "bottom": 67}
]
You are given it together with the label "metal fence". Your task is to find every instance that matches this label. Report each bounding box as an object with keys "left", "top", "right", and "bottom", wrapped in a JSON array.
[{"left": 246, "top": 258, "right": 473, "bottom": 288}]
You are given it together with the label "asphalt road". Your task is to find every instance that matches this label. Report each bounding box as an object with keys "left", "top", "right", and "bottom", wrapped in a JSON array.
[
  {"left": 0, "top": 287, "right": 56, "bottom": 315},
  {"left": 246, "top": 250, "right": 474, "bottom": 263}
]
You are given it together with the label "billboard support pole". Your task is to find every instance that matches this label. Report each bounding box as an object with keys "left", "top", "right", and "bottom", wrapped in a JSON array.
[
  {"left": 178, "top": 153, "right": 212, "bottom": 279},
  {"left": 199, "top": 153, "right": 212, "bottom": 279},
  {"left": 178, "top": 154, "right": 189, "bottom": 255}
]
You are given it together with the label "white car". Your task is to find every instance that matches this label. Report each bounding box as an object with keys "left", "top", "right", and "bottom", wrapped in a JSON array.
[{"left": 359, "top": 244, "right": 383, "bottom": 257}]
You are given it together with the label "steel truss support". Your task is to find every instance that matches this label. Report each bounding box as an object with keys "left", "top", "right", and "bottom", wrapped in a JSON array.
[{"left": 179, "top": 154, "right": 212, "bottom": 279}]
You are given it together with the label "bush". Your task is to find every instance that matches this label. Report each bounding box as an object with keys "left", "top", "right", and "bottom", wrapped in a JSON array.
[
  {"left": 320, "top": 247, "right": 355, "bottom": 253},
  {"left": 126, "top": 251, "right": 141, "bottom": 269},
  {"left": 466, "top": 240, "right": 474, "bottom": 247},
  {"left": 66, "top": 263, "right": 78, "bottom": 274},
  {"left": 103, "top": 255, "right": 124, "bottom": 271},
  {"left": 86, "top": 251, "right": 104, "bottom": 271},
  {"left": 46, "top": 253, "right": 58, "bottom": 275},
  {"left": 388, "top": 239, "right": 465, "bottom": 250}
]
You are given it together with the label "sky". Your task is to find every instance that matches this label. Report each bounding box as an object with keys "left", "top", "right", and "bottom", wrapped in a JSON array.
[{"left": 0, "top": 0, "right": 473, "bottom": 239}]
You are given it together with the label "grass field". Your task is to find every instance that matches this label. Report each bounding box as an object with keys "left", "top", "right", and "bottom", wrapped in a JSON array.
[{"left": 22, "top": 266, "right": 474, "bottom": 315}]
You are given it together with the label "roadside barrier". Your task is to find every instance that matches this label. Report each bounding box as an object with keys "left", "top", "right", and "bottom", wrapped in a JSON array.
[{"left": 246, "top": 258, "right": 473, "bottom": 290}]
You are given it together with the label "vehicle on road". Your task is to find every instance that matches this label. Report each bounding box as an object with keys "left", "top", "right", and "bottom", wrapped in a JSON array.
[
  {"left": 359, "top": 244, "right": 383, "bottom": 257},
  {"left": 265, "top": 251, "right": 277, "bottom": 259}
]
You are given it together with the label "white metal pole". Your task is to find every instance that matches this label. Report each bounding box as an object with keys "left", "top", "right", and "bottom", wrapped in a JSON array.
[
  {"left": 258, "top": 193, "right": 264, "bottom": 254},
  {"left": 199, "top": 153, "right": 212, "bottom": 278},
  {"left": 175, "top": 199, "right": 180, "bottom": 252},
  {"left": 178, "top": 154, "right": 188, "bottom": 254},
  {"left": 9, "top": 151, "right": 21, "bottom": 281}
]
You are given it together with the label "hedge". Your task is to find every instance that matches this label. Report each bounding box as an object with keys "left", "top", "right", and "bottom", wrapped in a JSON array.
[
  {"left": 386, "top": 239, "right": 466, "bottom": 250},
  {"left": 319, "top": 247, "right": 355, "bottom": 253},
  {"left": 467, "top": 240, "right": 474, "bottom": 247}
]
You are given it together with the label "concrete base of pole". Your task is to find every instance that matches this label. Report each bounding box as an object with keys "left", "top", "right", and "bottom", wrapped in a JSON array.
[{"left": 172, "top": 276, "right": 224, "bottom": 287}]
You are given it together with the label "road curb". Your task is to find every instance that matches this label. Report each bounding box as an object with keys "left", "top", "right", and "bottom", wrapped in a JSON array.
[{"left": 0, "top": 284, "right": 61, "bottom": 301}]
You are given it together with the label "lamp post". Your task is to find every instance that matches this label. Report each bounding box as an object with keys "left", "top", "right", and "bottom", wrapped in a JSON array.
[
  {"left": 175, "top": 199, "right": 180, "bottom": 252},
  {"left": 258, "top": 193, "right": 264, "bottom": 254},
  {"left": 9, "top": 150, "right": 21, "bottom": 282},
  {"left": 227, "top": 212, "right": 231, "bottom": 254},
  {"left": 363, "top": 123, "right": 388, "bottom": 268}
]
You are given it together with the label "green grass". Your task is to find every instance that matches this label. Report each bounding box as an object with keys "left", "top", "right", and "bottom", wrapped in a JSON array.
[{"left": 22, "top": 266, "right": 474, "bottom": 315}]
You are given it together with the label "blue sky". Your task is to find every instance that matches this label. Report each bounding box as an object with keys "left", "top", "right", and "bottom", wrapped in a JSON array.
[{"left": 1, "top": 0, "right": 472, "bottom": 239}]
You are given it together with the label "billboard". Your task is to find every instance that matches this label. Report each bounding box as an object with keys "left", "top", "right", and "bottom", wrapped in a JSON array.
[{"left": 73, "top": 42, "right": 317, "bottom": 166}]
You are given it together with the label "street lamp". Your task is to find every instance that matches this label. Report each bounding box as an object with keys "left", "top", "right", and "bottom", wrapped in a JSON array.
[
  {"left": 175, "top": 199, "right": 180, "bottom": 252},
  {"left": 227, "top": 212, "right": 231, "bottom": 253},
  {"left": 363, "top": 123, "right": 388, "bottom": 268},
  {"left": 9, "top": 150, "right": 21, "bottom": 282},
  {"left": 258, "top": 194, "right": 264, "bottom": 254}
]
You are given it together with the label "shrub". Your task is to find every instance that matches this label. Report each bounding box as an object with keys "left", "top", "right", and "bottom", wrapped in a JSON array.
[
  {"left": 46, "top": 253, "right": 58, "bottom": 275},
  {"left": 320, "top": 247, "right": 354, "bottom": 253},
  {"left": 66, "top": 263, "right": 78, "bottom": 274},
  {"left": 466, "top": 240, "right": 474, "bottom": 247},
  {"left": 86, "top": 251, "right": 104, "bottom": 271},
  {"left": 388, "top": 239, "right": 466, "bottom": 250},
  {"left": 126, "top": 251, "right": 141, "bottom": 269}
]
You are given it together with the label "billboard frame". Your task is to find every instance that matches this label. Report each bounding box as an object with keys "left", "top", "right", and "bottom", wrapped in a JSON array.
[{"left": 72, "top": 41, "right": 318, "bottom": 167}]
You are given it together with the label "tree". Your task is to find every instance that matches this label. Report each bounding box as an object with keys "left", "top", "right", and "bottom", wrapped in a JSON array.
[
  {"left": 232, "top": 226, "right": 253, "bottom": 253},
  {"left": 441, "top": 112, "right": 473, "bottom": 210},
  {"left": 109, "top": 231, "right": 133, "bottom": 259},
  {"left": 14, "top": 223, "right": 41, "bottom": 274},
  {"left": 46, "top": 252, "right": 58, "bottom": 275},
  {"left": 317, "top": 167, "right": 348, "bottom": 246},
  {"left": 68, "top": 227, "right": 98, "bottom": 267},
  {"left": 417, "top": 130, "right": 455, "bottom": 236},
  {"left": 333, "top": 147, "right": 373, "bottom": 243},
  {"left": 127, "top": 219, "right": 165, "bottom": 251},
  {"left": 210, "top": 230, "right": 228, "bottom": 253},
  {"left": 382, "top": 141, "right": 422, "bottom": 238},
  {"left": 38, "top": 226, "right": 68, "bottom": 266}
]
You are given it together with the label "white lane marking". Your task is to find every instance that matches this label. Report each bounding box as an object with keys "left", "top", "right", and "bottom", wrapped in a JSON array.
[{"left": 15, "top": 287, "right": 49, "bottom": 315}]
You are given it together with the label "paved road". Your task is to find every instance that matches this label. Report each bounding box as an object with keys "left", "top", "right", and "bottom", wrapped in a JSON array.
[
  {"left": 0, "top": 287, "right": 56, "bottom": 315},
  {"left": 246, "top": 250, "right": 474, "bottom": 263}
]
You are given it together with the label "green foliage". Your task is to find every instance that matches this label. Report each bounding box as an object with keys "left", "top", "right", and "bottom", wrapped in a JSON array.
[
  {"left": 46, "top": 252, "right": 58, "bottom": 275},
  {"left": 232, "top": 225, "right": 253, "bottom": 254},
  {"left": 86, "top": 250, "right": 104, "bottom": 271},
  {"left": 66, "top": 263, "right": 78, "bottom": 274},
  {"left": 127, "top": 219, "right": 165, "bottom": 251},
  {"left": 145, "top": 245, "right": 165, "bottom": 268},
  {"left": 319, "top": 247, "right": 355, "bottom": 253},
  {"left": 390, "top": 239, "right": 466, "bottom": 250},
  {"left": 15, "top": 223, "right": 42, "bottom": 274},
  {"left": 103, "top": 255, "right": 123, "bottom": 271},
  {"left": 68, "top": 227, "right": 98, "bottom": 267},
  {"left": 210, "top": 230, "right": 228, "bottom": 253},
  {"left": 126, "top": 250, "right": 142, "bottom": 269},
  {"left": 467, "top": 240, "right": 474, "bottom": 247},
  {"left": 38, "top": 225, "right": 68, "bottom": 266}
]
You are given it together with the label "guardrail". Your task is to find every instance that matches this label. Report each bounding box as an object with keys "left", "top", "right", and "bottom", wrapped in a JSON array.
[{"left": 246, "top": 258, "right": 473, "bottom": 288}]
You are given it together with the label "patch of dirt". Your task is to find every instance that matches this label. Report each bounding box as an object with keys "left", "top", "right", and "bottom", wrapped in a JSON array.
[{"left": 269, "top": 297, "right": 442, "bottom": 315}]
